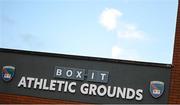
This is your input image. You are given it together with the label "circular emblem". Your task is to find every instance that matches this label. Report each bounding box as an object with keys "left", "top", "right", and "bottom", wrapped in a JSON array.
[{"left": 1, "top": 66, "right": 15, "bottom": 82}]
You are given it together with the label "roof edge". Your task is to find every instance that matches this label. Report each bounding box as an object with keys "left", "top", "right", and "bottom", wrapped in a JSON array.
[{"left": 0, "top": 48, "right": 172, "bottom": 68}]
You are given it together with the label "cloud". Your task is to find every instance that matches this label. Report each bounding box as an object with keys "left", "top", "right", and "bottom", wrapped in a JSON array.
[
  {"left": 20, "top": 33, "right": 34, "bottom": 42},
  {"left": 99, "top": 8, "right": 122, "bottom": 31},
  {"left": 2, "top": 15, "right": 15, "bottom": 25},
  {"left": 19, "top": 33, "right": 44, "bottom": 49},
  {"left": 118, "top": 24, "right": 145, "bottom": 40},
  {"left": 112, "top": 45, "right": 140, "bottom": 60},
  {"left": 99, "top": 8, "right": 146, "bottom": 61},
  {"left": 99, "top": 8, "right": 145, "bottom": 40},
  {"left": 112, "top": 45, "right": 123, "bottom": 58}
]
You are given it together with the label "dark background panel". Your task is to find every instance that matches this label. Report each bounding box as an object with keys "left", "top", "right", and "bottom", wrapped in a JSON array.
[{"left": 0, "top": 50, "right": 170, "bottom": 104}]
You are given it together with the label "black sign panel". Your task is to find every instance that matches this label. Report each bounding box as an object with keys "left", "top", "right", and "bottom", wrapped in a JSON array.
[{"left": 0, "top": 49, "right": 171, "bottom": 104}]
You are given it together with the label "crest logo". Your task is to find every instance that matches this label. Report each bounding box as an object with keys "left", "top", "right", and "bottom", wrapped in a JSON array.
[
  {"left": 1, "top": 66, "right": 15, "bottom": 82},
  {"left": 150, "top": 81, "right": 164, "bottom": 98}
]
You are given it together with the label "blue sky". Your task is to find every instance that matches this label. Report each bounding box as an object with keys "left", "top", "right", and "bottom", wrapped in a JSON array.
[{"left": 0, "top": 0, "right": 178, "bottom": 64}]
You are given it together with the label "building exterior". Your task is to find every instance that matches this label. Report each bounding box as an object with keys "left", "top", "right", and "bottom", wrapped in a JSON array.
[
  {"left": 0, "top": 48, "right": 171, "bottom": 104},
  {"left": 169, "top": 1, "right": 180, "bottom": 104},
  {"left": 0, "top": 2, "right": 180, "bottom": 104}
]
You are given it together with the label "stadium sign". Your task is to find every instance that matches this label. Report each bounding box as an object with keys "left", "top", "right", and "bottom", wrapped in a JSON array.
[{"left": 0, "top": 49, "right": 171, "bottom": 104}]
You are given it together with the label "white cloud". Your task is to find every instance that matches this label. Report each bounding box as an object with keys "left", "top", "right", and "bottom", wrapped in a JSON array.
[
  {"left": 112, "top": 45, "right": 123, "bottom": 58},
  {"left": 118, "top": 24, "right": 145, "bottom": 40},
  {"left": 99, "top": 8, "right": 146, "bottom": 61},
  {"left": 112, "top": 45, "right": 140, "bottom": 60},
  {"left": 99, "top": 8, "right": 122, "bottom": 31}
]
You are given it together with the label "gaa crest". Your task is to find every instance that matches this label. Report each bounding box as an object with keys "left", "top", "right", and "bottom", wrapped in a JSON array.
[
  {"left": 1, "top": 66, "right": 15, "bottom": 82},
  {"left": 150, "top": 81, "right": 164, "bottom": 98}
]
